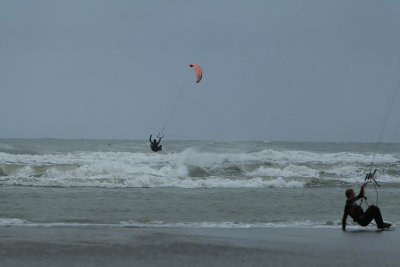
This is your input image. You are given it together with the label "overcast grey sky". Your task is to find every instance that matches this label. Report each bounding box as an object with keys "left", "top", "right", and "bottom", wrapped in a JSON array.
[{"left": 1, "top": 0, "right": 400, "bottom": 141}]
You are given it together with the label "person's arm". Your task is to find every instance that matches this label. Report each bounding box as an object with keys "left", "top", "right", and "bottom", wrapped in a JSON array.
[
  {"left": 157, "top": 137, "right": 162, "bottom": 144},
  {"left": 355, "top": 182, "right": 368, "bottom": 200},
  {"left": 149, "top": 134, "right": 152, "bottom": 143},
  {"left": 342, "top": 209, "right": 348, "bottom": 231}
]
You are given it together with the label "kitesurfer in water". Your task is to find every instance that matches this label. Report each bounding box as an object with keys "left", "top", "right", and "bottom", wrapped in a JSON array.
[
  {"left": 342, "top": 182, "right": 391, "bottom": 231},
  {"left": 149, "top": 134, "right": 162, "bottom": 152}
]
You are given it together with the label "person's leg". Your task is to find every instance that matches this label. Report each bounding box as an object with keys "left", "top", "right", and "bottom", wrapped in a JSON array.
[
  {"left": 364, "top": 205, "right": 384, "bottom": 228},
  {"left": 158, "top": 145, "right": 163, "bottom": 151},
  {"left": 358, "top": 215, "right": 373, "bottom": 227}
]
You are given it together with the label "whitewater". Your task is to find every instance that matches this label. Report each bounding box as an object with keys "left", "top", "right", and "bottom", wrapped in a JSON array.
[
  {"left": 1, "top": 139, "right": 399, "bottom": 228},
  {"left": 1, "top": 139, "right": 399, "bottom": 188}
]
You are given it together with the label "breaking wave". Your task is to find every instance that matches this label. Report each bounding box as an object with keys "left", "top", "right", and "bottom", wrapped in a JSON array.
[{"left": 0, "top": 147, "right": 399, "bottom": 188}]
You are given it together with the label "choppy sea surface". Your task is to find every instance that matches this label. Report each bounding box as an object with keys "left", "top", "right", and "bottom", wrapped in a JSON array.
[{"left": 1, "top": 139, "right": 399, "bottom": 228}]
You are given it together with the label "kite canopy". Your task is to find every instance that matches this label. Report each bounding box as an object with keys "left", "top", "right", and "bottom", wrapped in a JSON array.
[{"left": 190, "top": 64, "right": 202, "bottom": 83}]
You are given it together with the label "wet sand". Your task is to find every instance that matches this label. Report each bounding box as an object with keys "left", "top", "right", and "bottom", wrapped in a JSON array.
[{"left": 0, "top": 227, "right": 398, "bottom": 267}]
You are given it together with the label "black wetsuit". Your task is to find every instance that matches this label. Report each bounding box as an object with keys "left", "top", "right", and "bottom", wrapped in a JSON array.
[
  {"left": 149, "top": 136, "right": 162, "bottom": 152},
  {"left": 342, "top": 190, "right": 384, "bottom": 229}
]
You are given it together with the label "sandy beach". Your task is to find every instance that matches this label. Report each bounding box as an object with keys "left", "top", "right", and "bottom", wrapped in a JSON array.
[{"left": 1, "top": 226, "right": 398, "bottom": 267}]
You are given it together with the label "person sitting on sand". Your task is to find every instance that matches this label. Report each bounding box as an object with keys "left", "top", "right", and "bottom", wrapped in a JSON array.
[
  {"left": 342, "top": 182, "right": 391, "bottom": 231},
  {"left": 149, "top": 134, "right": 162, "bottom": 152}
]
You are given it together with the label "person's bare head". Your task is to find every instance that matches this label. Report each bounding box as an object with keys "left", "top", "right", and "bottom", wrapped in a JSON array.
[{"left": 345, "top": 189, "right": 355, "bottom": 199}]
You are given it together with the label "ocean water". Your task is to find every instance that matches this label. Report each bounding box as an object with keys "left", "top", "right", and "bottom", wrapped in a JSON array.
[{"left": 1, "top": 139, "right": 399, "bottom": 228}]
